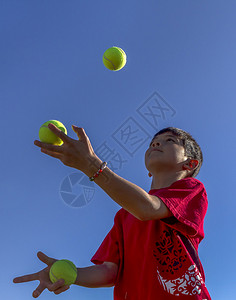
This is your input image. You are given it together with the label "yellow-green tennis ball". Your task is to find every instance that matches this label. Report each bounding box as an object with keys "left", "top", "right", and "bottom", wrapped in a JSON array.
[
  {"left": 39, "top": 120, "right": 67, "bottom": 145},
  {"left": 49, "top": 259, "right": 77, "bottom": 286},
  {"left": 103, "top": 46, "right": 127, "bottom": 71}
]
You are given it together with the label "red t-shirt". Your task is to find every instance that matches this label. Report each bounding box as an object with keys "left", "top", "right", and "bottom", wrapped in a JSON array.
[{"left": 91, "top": 177, "right": 212, "bottom": 299}]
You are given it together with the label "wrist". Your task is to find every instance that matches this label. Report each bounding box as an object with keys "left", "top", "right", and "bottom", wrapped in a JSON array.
[
  {"left": 83, "top": 155, "right": 104, "bottom": 178},
  {"left": 74, "top": 267, "right": 81, "bottom": 286}
]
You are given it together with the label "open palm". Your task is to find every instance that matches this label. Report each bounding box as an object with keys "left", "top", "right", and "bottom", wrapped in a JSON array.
[{"left": 13, "top": 251, "right": 70, "bottom": 298}]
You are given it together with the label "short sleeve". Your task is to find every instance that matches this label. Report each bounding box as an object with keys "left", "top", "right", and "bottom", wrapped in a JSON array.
[
  {"left": 91, "top": 210, "right": 122, "bottom": 266},
  {"left": 149, "top": 178, "right": 208, "bottom": 237}
]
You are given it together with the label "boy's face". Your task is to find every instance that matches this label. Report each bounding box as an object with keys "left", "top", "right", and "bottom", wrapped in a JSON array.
[{"left": 145, "top": 132, "right": 190, "bottom": 175}]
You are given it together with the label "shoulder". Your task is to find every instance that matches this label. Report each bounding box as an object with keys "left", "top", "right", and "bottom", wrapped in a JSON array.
[
  {"left": 114, "top": 208, "right": 128, "bottom": 222},
  {"left": 173, "top": 178, "right": 207, "bottom": 199},
  {"left": 178, "top": 177, "right": 202, "bottom": 185},
  {"left": 114, "top": 208, "right": 136, "bottom": 225},
  {"left": 172, "top": 177, "right": 206, "bottom": 190}
]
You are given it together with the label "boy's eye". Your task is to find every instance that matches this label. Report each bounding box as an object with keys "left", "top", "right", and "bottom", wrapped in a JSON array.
[{"left": 149, "top": 138, "right": 175, "bottom": 147}]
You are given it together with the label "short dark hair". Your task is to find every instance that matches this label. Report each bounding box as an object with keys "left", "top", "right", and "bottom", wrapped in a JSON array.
[{"left": 150, "top": 127, "right": 203, "bottom": 178}]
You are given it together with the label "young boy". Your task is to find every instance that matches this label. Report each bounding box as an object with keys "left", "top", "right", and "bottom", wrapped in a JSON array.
[{"left": 13, "top": 125, "right": 212, "bottom": 299}]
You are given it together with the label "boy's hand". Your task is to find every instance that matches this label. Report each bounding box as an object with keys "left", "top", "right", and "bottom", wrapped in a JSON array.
[
  {"left": 13, "top": 251, "right": 70, "bottom": 298},
  {"left": 34, "top": 124, "right": 98, "bottom": 173}
]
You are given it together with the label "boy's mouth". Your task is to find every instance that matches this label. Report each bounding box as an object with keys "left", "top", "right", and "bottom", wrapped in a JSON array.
[{"left": 150, "top": 149, "right": 163, "bottom": 155}]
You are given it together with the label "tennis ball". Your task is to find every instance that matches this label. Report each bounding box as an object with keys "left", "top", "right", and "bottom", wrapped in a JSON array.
[
  {"left": 103, "top": 46, "right": 127, "bottom": 71},
  {"left": 39, "top": 120, "right": 67, "bottom": 145},
  {"left": 49, "top": 259, "right": 77, "bottom": 286}
]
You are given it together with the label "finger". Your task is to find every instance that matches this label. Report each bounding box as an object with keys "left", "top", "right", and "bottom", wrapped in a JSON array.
[
  {"left": 47, "top": 123, "right": 70, "bottom": 143},
  {"left": 33, "top": 282, "right": 46, "bottom": 298},
  {"left": 37, "top": 251, "right": 56, "bottom": 267},
  {"left": 48, "top": 279, "right": 65, "bottom": 292},
  {"left": 13, "top": 272, "right": 38, "bottom": 283},
  {"left": 40, "top": 148, "right": 63, "bottom": 160},
  {"left": 72, "top": 126, "right": 88, "bottom": 141},
  {"left": 54, "top": 284, "right": 70, "bottom": 295},
  {"left": 34, "top": 140, "right": 64, "bottom": 153}
]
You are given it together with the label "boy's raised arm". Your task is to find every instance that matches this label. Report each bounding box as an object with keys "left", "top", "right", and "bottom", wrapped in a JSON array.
[
  {"left": 34, "top": 125, "right": 165, "bottom": 221},
  {"left": 83, "top": 155, "right": 169, "bottom": 221}
]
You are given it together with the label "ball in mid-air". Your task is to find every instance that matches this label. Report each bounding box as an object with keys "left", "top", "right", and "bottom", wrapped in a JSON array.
[
  {"left": 49, "top": 259, "right": 77, "bottom": 286},
  {"left": 39, "top": 120, "right": 67, "bottom": 145},
  {"left": 103, "top": 46, "right": 126, "bottom": 71}
]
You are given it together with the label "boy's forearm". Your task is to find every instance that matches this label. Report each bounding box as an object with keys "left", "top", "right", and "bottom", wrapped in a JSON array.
[
  {"left": 82, "top": 155, "right": 154, "bottom": 221},
  {"left": 75, "top": 264, "right": 116, "bottom": 288}
]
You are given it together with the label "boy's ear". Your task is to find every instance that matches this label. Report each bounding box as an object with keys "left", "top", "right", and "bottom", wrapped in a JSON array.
[{"left": 183, "top": 159, "right": 199, "bottom": 171}]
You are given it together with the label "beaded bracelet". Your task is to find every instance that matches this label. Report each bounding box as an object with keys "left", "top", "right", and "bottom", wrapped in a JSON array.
[{"left": 89, "top": 162, "right": 107, "bottom": 181}]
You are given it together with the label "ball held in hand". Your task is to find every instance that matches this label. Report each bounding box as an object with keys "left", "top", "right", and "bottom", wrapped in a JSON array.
[
  {"left": 49, "top": 259, "right": 77, "bottom": 286},
  {"left": 39, "top": 120, "right": 67, "bottom": 145},
  {"left": 103, "top": 46, "right": 127, "bottom": 71}
]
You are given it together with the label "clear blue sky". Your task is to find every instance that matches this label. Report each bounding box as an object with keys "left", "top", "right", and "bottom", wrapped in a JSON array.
[{"left": 1, "top": 0, "right": 235, "bottom": 299}]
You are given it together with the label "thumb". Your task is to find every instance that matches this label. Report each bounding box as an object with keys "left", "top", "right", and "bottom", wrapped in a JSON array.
[
  {"left": 72, "top": 125, "right": 87, "bottom": 140},
  {"left": 37, "top": 251, "right": 57, "bottom": 267},
  {"left": 72, "top": 125, "right": 79, "bottom": 132}
]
